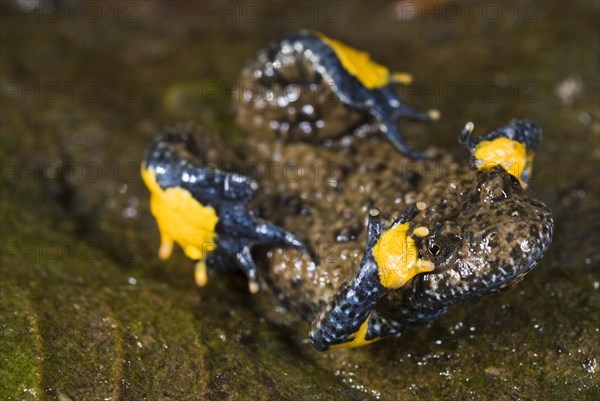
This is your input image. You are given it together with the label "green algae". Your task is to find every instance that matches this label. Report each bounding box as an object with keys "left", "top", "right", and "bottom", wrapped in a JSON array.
[{"left": 0, "top": 281, "right": 43, "bottom": 401}]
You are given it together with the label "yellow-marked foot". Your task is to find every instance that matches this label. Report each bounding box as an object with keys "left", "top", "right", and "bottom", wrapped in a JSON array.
[
  {"left": 240, "top": 30, "right": 440, "bottom": 159},
  {"left": 315, "top": 31, "right": 441, "bottom": 159},
  {"left": 310, "top": 207, "right": 435, "bottom": 350},
  {"left": 459, "top": 120, "right": 542, "bottom": 188},
  {"left": 142, "top": 129, "right": 310, "bottom": 292}
]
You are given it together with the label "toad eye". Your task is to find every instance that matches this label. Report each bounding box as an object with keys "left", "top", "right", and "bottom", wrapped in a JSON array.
[{"left": 429, "top": 244, "right": 441, "bottom": 256}]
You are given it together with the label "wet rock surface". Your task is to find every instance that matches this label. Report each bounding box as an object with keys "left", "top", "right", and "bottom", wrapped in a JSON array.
[{"left": 1, "top": 2, "right": 598, "bottom": 400}]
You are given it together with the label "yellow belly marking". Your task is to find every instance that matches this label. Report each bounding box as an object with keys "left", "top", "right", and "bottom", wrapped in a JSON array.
[{"left": 330, "top": 314, "right": 380, "bottom": 350}]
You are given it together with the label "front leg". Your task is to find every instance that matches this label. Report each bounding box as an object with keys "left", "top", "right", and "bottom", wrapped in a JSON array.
[{"left": 309, "top": 208, "right": 434, "bottom": 351}]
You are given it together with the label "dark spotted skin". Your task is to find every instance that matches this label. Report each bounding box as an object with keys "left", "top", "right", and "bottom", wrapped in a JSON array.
[
  {"left": 307, "top": 165, "right": 553, "bottom": 350},
  {"left": 230, "top": 121, "right": 552, "bottom": 350},
  {"left": 376, "top": 166, "right": 553, "bottom": 325}
]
